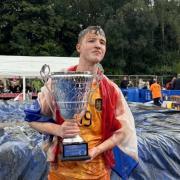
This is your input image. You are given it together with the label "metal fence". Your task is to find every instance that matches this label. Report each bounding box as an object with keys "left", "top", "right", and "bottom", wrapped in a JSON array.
[{"left": 106, "top": 74, "right": 174, "bottom": 87}]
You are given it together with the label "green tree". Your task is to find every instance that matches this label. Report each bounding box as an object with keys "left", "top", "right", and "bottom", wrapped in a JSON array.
[
  {"left": 0, "top": 0, "right": 179, "bottom": 76},
  {"left": 0, "top": 0, "right": 66, "bottom": 56}
]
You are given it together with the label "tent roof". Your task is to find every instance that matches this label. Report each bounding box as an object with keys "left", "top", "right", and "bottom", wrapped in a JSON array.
[{"left": 0, "top": 55, "right": 79, "bottom": 78}]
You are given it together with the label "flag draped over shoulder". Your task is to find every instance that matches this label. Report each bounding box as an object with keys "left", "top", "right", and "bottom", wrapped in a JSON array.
[{"left": 99, "top": 75, "right": 138, "bottom": 178}]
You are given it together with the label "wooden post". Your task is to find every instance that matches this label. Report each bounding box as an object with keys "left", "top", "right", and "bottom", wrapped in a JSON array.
[{"left": 23, "top": 76, "right": 26, "bottom": 100}]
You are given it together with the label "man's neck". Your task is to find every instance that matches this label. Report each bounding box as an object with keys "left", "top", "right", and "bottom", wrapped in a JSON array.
[{"left": 76, "top": 63, "right": 98, "bottom": 74}]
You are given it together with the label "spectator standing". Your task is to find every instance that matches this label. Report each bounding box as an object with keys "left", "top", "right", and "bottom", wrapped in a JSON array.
[
  {"left": 0, "top": 80, "right": 4, "bottom": 93},
  {"left": 172, "top": 78, "right": 180, "bottom": 90},
  {"left": 142, "top": 81, "right": 150, "bottom": 89},
  {"left": 138, "top": 78, "right": 145, "bottom": 89},
  {"left": 150, "top": 79, "right": 162, "bottom": 106},
  {"left": 128, "top": 80, "right": 134, "bottom": 87},
  {"left": 120, "top": 76, "right": 129, "bottom": 89},
  {"left": 120, "top": 76, "right": 129, "bottom": 97}
]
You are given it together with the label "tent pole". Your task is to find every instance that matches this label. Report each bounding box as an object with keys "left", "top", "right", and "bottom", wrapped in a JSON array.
[{"left": 23, "top": 76, "right": 26, "bottom": 100}]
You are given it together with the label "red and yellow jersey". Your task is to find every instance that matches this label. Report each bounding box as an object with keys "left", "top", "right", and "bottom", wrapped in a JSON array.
[{"left": 48, "top": 82, "right": 110, "bottom": 180}]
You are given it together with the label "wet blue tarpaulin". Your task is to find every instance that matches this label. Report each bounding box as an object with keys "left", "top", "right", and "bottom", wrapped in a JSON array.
[
  {"left": 0, "top": 133, "right": 48, "bottom": 180},
  {"left": 0, "top": 100, "right": 179, "bottom": 180},
  {"left": 0, "top": 100, "right": 49, "bottom": 180},
  {"left": 111, "top": 103, "right": 180, "bottom": 179}
]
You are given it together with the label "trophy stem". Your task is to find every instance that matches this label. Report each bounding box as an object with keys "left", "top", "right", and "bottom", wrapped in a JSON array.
[{"left": 63, "top": 135, "right": 84, "bottom": 144}]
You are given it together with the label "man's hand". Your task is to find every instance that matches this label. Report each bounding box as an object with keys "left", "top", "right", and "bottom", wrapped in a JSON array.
[
  {"left": 84, "top": 147, "right": 101, "bottom": 162},
  {"left": 55, "top": 120, "right": 80, "bottom": 138},
  {"left": 84, "top": 137, "right": 116, "bottom": 163}
]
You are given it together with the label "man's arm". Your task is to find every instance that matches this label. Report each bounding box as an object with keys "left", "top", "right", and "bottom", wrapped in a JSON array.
[
  {"left": 29, "top": 121, "right": 80, "bottom": 139},
  {"left": 88, "top": 137, "right": 116, "bottom": 160},
  {"left": 88, "top": 87, "right": 138, "bottom": 161}
]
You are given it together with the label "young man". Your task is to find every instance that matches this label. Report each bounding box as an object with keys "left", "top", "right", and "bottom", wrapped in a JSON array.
[{"left": 25, "top": 26, "right": 138, "bottom": 179}]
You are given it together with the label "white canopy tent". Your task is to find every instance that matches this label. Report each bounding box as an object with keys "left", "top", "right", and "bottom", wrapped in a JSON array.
[
  {"left": 0, "top": 55, "right": 79, "bottom": 100},
  {"left": 0, "top": 55, "right": 79, "bottom": 77}
]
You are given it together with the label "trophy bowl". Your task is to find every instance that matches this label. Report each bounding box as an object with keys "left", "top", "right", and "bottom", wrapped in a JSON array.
[
  {"left": 51, "top": 71, "right": 93, "bottom": 119},
  {"left": 50, "top": 71, "right": 93, "bottom": 161}
]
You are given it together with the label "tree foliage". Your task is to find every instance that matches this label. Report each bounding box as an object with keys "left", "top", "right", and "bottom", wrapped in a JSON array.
[{"left": 0, "top": 0, "right": 179, "bottom": 75}]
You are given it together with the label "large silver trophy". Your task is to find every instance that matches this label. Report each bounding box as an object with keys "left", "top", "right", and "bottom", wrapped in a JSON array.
[{"left": 40, "top": 64, "right": 93, "bottom": 161}]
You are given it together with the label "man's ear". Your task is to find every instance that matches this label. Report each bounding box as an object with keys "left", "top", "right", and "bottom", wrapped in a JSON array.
[{"left": 76, "top": 43, "right": 80, "bottom": 53}]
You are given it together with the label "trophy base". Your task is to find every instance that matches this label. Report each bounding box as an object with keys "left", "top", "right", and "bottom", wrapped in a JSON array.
[
  {"left": 61, "top": 142, "right": 90, "bottom": 161},
  {"left": 61, "top": 155, "right": 90, "bottom": 161}
]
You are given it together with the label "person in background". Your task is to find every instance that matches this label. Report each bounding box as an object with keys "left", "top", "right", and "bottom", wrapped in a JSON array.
[
  {"left": 138, "top": 78, "right": 145, "bottom": 89},
  {"left": 165, "top": 79, "right": 172, "bottom": 90},
  {"left": 0, "top": 80, "right": 4, "bottom": 93},
  {"left": 149, "top": 78, "right": 155, "bottom": 87},
  {"left": 31, "top": 78, "right": 43, "bottom": 93},
  {"left": 150, "top": 79, "right": 162, "bottom": 106},
  {"left": 171, "top": 77, "right": 180, "bottom": 90},
  {"left": 25, "top": 26, "right": 138, "bottom": 180},
  {"left": 120, "top": 76, "right": 129, "bottom": 97},
  {"left": 120, "top": 76, "right": 129, "bottom": 89},
  {"left": 142, "top": 81, "right": 150, "bottom": 89},
  {"left": 170, "top": 76, "right": 176, "bottom": 89},
  {"left": 128, "top": 80, "right": 134, "bottom": 87}
]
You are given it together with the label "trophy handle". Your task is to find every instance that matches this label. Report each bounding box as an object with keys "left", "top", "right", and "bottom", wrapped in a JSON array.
[
  {"left": 40, "top": 64, "right": 51, "bottom": 84},
  {"left": 40, "top": 64, "right": 56, "bottom": 115},
  {"left": 40, "top": 64, "right": 53, "bottom": 100}
]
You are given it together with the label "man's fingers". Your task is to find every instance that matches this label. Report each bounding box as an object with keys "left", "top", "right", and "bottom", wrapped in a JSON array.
[
  {"left": 64, "top": 121, "right": 78, "bottom": 126},
  {"left": 64, "top": 131, "right": 80, "bottom": 138}
]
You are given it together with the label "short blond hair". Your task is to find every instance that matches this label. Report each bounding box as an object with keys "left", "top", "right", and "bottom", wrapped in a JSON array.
[{"left": 78, "top": 26, "right": 105, "bottom": 42}]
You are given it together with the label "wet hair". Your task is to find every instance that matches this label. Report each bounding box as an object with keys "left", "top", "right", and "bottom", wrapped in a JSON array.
[{"left": 78, "top": 26, "right": 106, "bottom": 42}]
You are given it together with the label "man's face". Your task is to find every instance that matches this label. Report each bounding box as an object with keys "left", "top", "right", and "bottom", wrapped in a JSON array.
[{"left": 76, "top": 31, "right": 106, "bottom": 64}]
